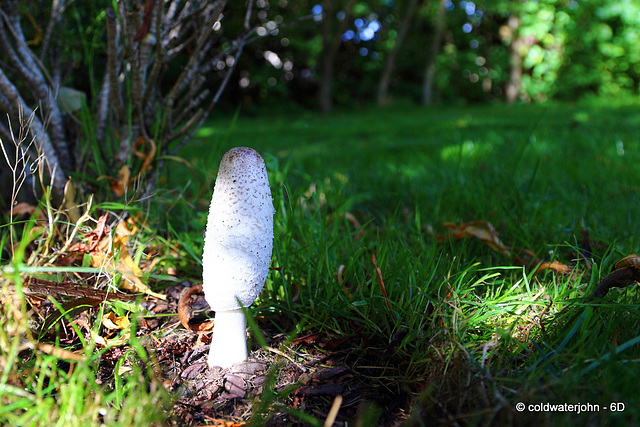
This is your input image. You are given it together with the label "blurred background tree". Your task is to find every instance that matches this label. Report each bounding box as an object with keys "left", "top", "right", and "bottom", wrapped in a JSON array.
[{"left": 222, "top": 0, "right": 640, "bottom": 109}]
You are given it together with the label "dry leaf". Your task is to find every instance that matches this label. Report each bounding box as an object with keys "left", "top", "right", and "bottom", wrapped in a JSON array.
[
  {"left": 177, "top": 285, "right": 215, "bottom": 333},
  {"left": 110, "top": 165, "right": 131, "bottom": 197},
  {"left": 107, "top": 137, "right": 156, "bottom": 197},
  {"left": 132, "top": 136, "right": 156, "bottom": 177},
  {"left": 90, "top": 251, "right": 165, "bottom": 300},
  {"left": 615, "top": 253, "right": 640, "bottom": 270},
  {"left": 535, "top": 260, "right": 572, "bottom": 275},
  {"left": 337, "top": 265, "right": 346, "bottom": 286},
  {"left": 66, "top": 214, "right": 165, "bottom": 300},
  {"left": 88, "top": 213, "right": 110, "bottom": 251},
  {"left": 115, "top": 217, "right": 137, "bottom": 241},
  {"left": 121, "top": 272, "right": 165, "bottom": 299},
  {"left": 206, "top": 419, "right": 247, "bottom": 427},
  {"left": 437, "top": 221, "right": 539, "bottom": 268},
  {"left": 118, "top": 364, "right": 133, "bottom": 376},
  {"left": 63, "top": 177, "right": 81, "bottom": 224},
  {"left": 102, "top": 311, "right": 130, "bottom": 330},
  {"left": 442, "top": 221, "right": 512, "bottom": 257},
  {"left": 344, "top": 212, "right": 364, "bottom": 239},
  {"left": 90, "top": 217, "right": 166, "bottom": 300},
  {"left": 10, "top": 202, "right": 36, "bottom": 215},
  {"left": 593, "top": 253, "right": 640, "bottom": 298},
  {"left": 91, "top": 329, "right": 131, "bottom": 347}
]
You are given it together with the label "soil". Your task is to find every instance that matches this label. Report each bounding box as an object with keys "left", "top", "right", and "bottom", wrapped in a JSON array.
[{"left": 122, "top": 282, "right": 414, "bottom": 426}]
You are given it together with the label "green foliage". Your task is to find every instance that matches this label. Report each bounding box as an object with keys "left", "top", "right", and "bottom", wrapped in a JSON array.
[
  {"left": 239, "top": 0, "right": 640, "bottom": 106},
  {"left": 13, "top": 0, "right": 640, "bottom": 116},
  {"left": 555, "top": 0, "right": 640, "bottom": 98}
]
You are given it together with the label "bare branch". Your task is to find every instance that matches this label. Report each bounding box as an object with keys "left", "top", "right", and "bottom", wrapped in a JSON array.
[
  {"left": 106, "top": 8, "right": 125, "bottom": 120},
  {"left": 166, "top": 4, "right": 312, "bottom": 157},
  {"left": 142, "top": 0, "right": 166, "bottom": 107},
  {"left": 95, "top": 76, "right": 110, "bottom": 146},
  {"left": 0, "top": 13, "right": 37, "bottom": 84},
  {"left": 244, "top": 0, "right": 255, "bottom": 31},
  {"left": 168, "top": 23, "right": 250, "bottom": 156},
  {"left": 165, "top": 0, "right": 180, "bottom": 23},
  {"left": 0, "top": 67, "right": 67, "bottom": 201},
  {"left": 166, "top": 108, "right": 204, "bottom": 145},
  {"left": 163, "top": 1, "right": 225, "bottom": 127},
  {"left": 129, "top": 3, "right": 146, "bottom": 136},
  {"left": 0, "top": 89, "right": 12, "bottom": 113},
  {"left": 39, "top": 0, "right": 72, "bottom": 64},
  {"left": 0, "top": 8, "right": 73, "bottom": 170},
  {"left": 174, "top": 79, "right": 208, "bottom": 124}
]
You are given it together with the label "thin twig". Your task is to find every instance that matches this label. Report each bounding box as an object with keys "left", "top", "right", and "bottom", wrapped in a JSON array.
[{"left": 243, "top": 0, "right": 254, "bottom": 31}]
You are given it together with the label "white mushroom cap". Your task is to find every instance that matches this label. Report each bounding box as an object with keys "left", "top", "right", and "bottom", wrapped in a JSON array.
[{"left": 202, "top": 147, "right": 274, "bottom": 311}]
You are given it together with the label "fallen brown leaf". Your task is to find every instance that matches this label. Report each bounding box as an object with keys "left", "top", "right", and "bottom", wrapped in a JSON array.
[
  {"left": 107, "top": 137, "right": 156, "bottom": 197},
  {"left": 442, "top": 221, "right": 512, "bottom": 257},
  {"left": 102, "top": 311, "right": 130, "bottom": 330},
  {"left": 291, "top": 332, "right": 323, "bottom": 345},
  {"left": 615, "top": 253, "right": 640, "bottom": 270},
  {"left": 535, "top": 260, "right": 571, "bottom": 275},
  {"left": 178, "top": 284, "right": 214, "bottom": 333},
  {"left": 10, "top": 202, "right": 37, "bottom": 216},
  {"left": 593, "top": 254, "right": 640, "bottom": 298}
]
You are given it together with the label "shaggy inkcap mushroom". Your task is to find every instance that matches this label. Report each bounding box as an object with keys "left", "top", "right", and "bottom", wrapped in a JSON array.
[{"left": 202, "top": 147, "right": 274, "bottom": 369}]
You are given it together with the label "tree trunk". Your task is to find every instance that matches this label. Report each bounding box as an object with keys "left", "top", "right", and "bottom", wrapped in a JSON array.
[
  {"left": 422, "top": 0, "right": 447, "bottom": 106},
  {"left": 505, "top": 15, "right": 522, "bottom": 104},
  {"left": 319, "top": 0, "right": 354, "bottom": 115},
  {"left": 376, "top": 0, "right": 420, "bottom": 105},
  {"left": 319, "top": 4, "right": 336, "bottom": 116}
]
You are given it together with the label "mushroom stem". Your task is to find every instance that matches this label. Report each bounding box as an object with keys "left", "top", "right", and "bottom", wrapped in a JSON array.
[{"left": 207, "top": 308, "right": 247, "bottom": 369}]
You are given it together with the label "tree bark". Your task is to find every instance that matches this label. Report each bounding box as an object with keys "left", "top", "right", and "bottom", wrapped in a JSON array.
[
  {"left": 319, "top": 25, "right": 336, "bottom": 116},
  {"left": 422, "top": 0, "right": 447, "bottom": 106},
  {"left": 376, "top": 0, "right": 420, "bottom": 105}
]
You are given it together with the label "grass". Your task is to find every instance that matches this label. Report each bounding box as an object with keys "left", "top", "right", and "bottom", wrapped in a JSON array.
[{"left": 2, "top": 99, "right": 640, "bottom": 425}]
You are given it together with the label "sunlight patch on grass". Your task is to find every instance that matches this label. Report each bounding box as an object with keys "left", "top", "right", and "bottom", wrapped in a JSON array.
[{"left": 439, "top": 139, "right": 491, "bottom": 161}]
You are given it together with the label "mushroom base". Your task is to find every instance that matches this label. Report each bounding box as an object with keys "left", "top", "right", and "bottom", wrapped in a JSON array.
[{"left": 207, "top": 308, "right": 248, "bottom": 369}]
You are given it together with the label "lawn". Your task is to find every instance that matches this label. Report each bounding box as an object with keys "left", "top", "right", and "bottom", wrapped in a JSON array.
[{"left": 2, "top": 100, "right": 640, "bottom": 426}]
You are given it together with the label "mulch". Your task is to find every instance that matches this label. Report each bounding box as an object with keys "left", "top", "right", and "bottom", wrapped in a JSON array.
[{"left": 126, "top": 282, "right": 413, "bottom": 426}]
